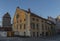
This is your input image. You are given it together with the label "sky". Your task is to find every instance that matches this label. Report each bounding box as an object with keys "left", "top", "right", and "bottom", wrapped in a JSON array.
[{"left": 0, "top": 0, "right": 60, "bottom": 26}]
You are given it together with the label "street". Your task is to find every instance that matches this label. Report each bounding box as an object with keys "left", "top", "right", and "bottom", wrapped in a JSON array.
[{"left": 0, "top": 34, "right": 60, "bottom": 41}]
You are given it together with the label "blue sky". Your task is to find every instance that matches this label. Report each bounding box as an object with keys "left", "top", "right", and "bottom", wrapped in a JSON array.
[{"left": 0, "top": 0, "right": 60, "bottom": 26}]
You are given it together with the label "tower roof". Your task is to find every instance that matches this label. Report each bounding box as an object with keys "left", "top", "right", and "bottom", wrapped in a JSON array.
[{"left": 3, "top": 12, "right": 11, "bottom": 18}]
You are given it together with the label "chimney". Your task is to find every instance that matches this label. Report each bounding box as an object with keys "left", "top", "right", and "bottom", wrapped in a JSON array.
[{"left": 17, "top": 6, "right": 20, "bottom": 9}]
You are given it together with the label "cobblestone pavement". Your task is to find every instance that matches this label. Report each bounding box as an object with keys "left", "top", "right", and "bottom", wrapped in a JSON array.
[{"left": 0, "top": 35, "right": 60, "bottom": 41}]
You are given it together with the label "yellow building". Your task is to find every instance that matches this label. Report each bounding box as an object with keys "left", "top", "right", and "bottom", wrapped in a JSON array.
[{"left": 12, "top": 7, "right": 55, "bottom": 37}]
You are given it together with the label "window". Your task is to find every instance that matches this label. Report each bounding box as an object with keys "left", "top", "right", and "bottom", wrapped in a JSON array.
[
  {"left": 51, "top": 26, "right": 53, "bottom": 29},
  {"left": 46, "top": 32, "right": 48, "bottom": 36},
  {"left": 41, "top": 21, "right": 43, "bottom": 22},
  {"left": 20, "top": 20, "right": 22, "bottom": 22},
  {"left": 40, "top": 34, "right": 42, "bottom": 36},
  {"left": 24, "top": 24, "right": 26, "bottom": 29},
  {"left": 16, "top": 14, "right": 19, "bottom": 19},
  {"left": 45, "top": 25, "right": 47, "bottom": 30},
  {"left": 20, "top": 24, "right": 22, "bottom": 29},
  {"left": 42, "top": 24, "right": 44, "bottom": 30},
  {"left": 32, "top": 23, "right": 35, "bottom": 29},
  {"left": 24, "top": 19, "right": 26, "bottom": 21},
  {"left": 42, "top": 32, "right": 44, "bottom": 36},
  {"left": 24, "top": 32, "right": 26, "bottom": 36},
  {"left": 37, "top": 24, "right": 39, "bottom": 29},
  {"left": 33, "top": 32, "right": 35, "bottom": 37},
  {"left": 32, "top": 18, "right": 35, "bottom": 21},
  {"left": 36, "top": 19, "right": 39, "bottom": 21},
  {"left": 37, "top": 32, "right": 38, "bottom": 37}
]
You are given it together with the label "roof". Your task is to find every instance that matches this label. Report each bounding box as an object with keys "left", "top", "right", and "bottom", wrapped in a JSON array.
[
  {"left": 3, "top": 12, "right": 11, "bottom": 18},
  {"left": 17, "top": 7, "right": 56, "bottom": 25},
  {"left": 21, "top": 9, "right": 47, "bottom": 20}
]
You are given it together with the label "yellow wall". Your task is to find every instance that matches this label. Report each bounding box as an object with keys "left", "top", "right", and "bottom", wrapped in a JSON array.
[{"left": 13, "top": 8, "right": 26, "bottom": 31}]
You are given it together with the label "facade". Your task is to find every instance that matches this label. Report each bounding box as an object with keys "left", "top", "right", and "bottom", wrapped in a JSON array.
[
  {"left": 56, "top": 15, "right": 60, "bottom": 34},
  {"left": 13, "top": 7, "right": 56, "bottom": 37},
  {"left": 0, "top": 27, "right": 13, "bottom": 37},
  {"left": 48, "top": 16, "right": 56, "bottom": 24},
  {"left": 48, "top": 16, "right": 60, "bottom": 34},
  {"left": 0, "top": 31, "right": 7, "bottom": 37},
  {"left": 0, "top": 12, "right": 13, "bottom": 37},
  {"left": 2, "top": 12, "right": 11, "bottom": 27}
]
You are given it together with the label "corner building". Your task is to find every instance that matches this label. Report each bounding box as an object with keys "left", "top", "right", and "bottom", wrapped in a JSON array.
[{"left": 13, "top": 7, "right": 55, "bottom": 37}]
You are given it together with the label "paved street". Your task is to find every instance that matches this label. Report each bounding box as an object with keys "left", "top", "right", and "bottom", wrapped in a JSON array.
[{"left": 0, "top": 34, "right": 60, "bottom": 41}]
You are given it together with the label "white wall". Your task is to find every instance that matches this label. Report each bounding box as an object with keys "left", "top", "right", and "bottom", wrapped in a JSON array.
[{"left": 0, "top": 31, "right": 7, "bottom": 37}]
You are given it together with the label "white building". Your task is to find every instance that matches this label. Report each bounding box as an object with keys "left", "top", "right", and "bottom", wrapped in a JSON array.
[
  {"left": 48, "top": 16, "right": 60, "bottom": 34},
  {"left": 0, "top": 31, "right": 7, "bottom": 37}
]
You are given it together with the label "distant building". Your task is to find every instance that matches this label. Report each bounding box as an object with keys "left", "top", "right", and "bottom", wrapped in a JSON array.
[
  {"left": 12, "top": 7, "right": 56, "bottom": 37},
  {"left": 2, "top": 12, "right": 12, "bottom": 31},
  {"left": 0, "top": 26, "right": 14, "bottom": 37},
  {"left": 2, "top": 12, "right": 11, "bottom": 27},
  {"left": 48, "top": 16, "right": 60, "bottom": 34},
  {"left": 48, "top": 16, "right": 56, "bottom": 24},
  {"left": 0, "top": 12, "right": 13, "bottom": 37},
  {"left": 55, "top": 15, "right": 60, "bottom": 34}
]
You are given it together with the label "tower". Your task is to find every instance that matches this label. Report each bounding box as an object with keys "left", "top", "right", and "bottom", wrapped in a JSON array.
[{"left": 2, "top": 12, "right": 11, "bottom": 27}]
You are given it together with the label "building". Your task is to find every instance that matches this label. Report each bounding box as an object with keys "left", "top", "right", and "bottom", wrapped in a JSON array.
[
  {"left": 55, "top": 15, "right": 60, "bottom": 34},
  {"left": 2, "top": 12, "right": 11, "bottom": 27},
  {"left": 12, "top": 7, "right": 56, "bottom": 37},
  {"left": 48, "top": 16, "right": 60, "bottom": 34},
  {"left": 0, "top": 12, "right": 13, "bottom": 37},
  {"left": 1, "top": 12, "right": 12, "bottom": 31},
  {"left": 48, "top": 16, "right": 56, "bottom": 24}
]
